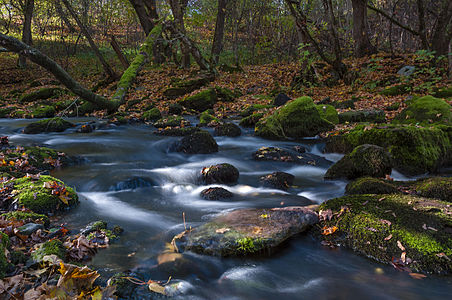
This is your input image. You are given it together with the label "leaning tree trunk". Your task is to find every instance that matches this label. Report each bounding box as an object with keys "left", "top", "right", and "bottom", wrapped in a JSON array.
[
  {"left": 61, "top": 0, "right": 117, "bottom": 79},
  {"left": 111, "top": 24, "right": 163, "bottom": 103},
  {"left": 129, "top": 0, "right": 155, "bottom": 34},
  {"left": 169, "top": 0, "right": 190, "bottom": 68},
  {"left": 18, "top": 0, "right": 34, "bottom": 67},
  {"left": 54, "top": 0, "right": 76, "bottom": 33},
  {"left": 0, "top": 33, "right": 119, "bottom": 111},
  {"left": 211, "top": 0, "right": 227, "bottom": 65},
  {"left": 352, "top": 0, "right": 376, "bottom": 57}
]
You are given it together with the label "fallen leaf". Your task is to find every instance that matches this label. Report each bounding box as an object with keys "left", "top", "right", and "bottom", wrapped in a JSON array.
[
  {"left": 321, "top": 226, "right": 338, "bottom": 235},
  {"left": 409, "top": 273, "right": 427, "bottom": 280},
  {"left": 215, "top": 228, "right": 230, "bottom": 234},
  {"left": 397, "top": 240, "right": 406, "bottom": 251},
  {"left": 384, "top": 234, "right": 393, "bottom": 241},
  {"left": 148, "top": 282, "right": 166, "bottom": 295},
  {"left": 436, "top": 253, "right": 451, "bottom": 261}
]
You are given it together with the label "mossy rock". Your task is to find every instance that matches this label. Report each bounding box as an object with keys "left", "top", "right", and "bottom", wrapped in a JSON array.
[
  {"left": 172, "top": 207, "right": 318, "bottom": 256},
  {"left": 2, "top": 211, "right": 49, "bottom": 226},
  {"left": 240, "top": 104, "right": 273, "bottom": 117},
  {"left": 346, "top": 177, "right": 400, "bottom": 195},
  {"left": 154, "top": 116, "right": 187, "bottom": 128},
  {"left": 325, "top": 144, "right": 393, "bottom": 180},
  {"left": 338, "top": 110, "right": 386, "bottom": 124},
  {"left": 316, "top": 104, "right": 339, "bottom": 124},
  {"left": 255, "top": 97, "right": 334, "bottom": 140},
  {"left": 23, "top": 117, "right": 74, "bottom": 134},
  {"left": 318, "top": 194, "right": 452, "bottom": 274},
  {"left": 154, "top": 126, "right": 201, "bottom": 136},
  {"left": 31, "top": 105, "right": 56, "bottom": 118},
  {"left": 414, "top": 177, "right": 452, "bottom": 202},
  {"left": 325, "top": 125, "right": 452, "bottom": 175},
  {"left": 163, "top": 76, "right": 214, "bottom": 99},
  {"left": 0, "top": 107, "right": 15, "bottom": 118},
  {"left": 379, "top": 84, "right": 409, "bottom": 96},
  {"left": 199, "top": 110, "right": 219, "bottom": 126},
  {"left": 201, "top": 163, "right": 239, "bottom": 184},
  {"left": 0, "top": 233, "right": 10, "bottom": 279},
  {"left": 178, "top": 88, "right": 217, "bottom": 112},
  {"left": 214, "top": 123, "right": 241, "bottom": 137},
  {"left": 31, "top": 239, "right": 66, "bottom": 262},
  {"left": 168, "top": 103, "right": 183, "bottom": 115},
  {"left": 433, "top": 86, "right": 452, "bottom": 98},
  {"left": 143, "top": 107, "right": 161, "bottom": 122},
  {"left": 215, "top": 86, "right": 239, "bottom": 102},
  {"left": 394, "top": 96, "right": 452, "bottom": 125},
  {"left": 2, "top": 175, "right": 78, "bottom": 214},
  {"left": 239, "top": 113, "right": 264, "bottom": 127},
  {"left": 171, "top": 130, "right": 219, "bottom": 154},
  {"left": 19, "top": 87, "right": 65, "bottom": 103},
  {"left": 331, "top": 98, "right": 357, "bottom": 109}
]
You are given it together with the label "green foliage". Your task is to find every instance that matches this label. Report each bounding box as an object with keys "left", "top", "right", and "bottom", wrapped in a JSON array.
[
  {"left": 0, "top": 233, "right": 10, "bottom": 279},
  {"left": 236, "top": 237, "right": 261, "bottom": 254}
]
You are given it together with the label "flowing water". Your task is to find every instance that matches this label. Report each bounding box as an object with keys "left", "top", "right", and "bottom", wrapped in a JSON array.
[{"left": 1, "top": 118, "right": 452, "bottom": 299}]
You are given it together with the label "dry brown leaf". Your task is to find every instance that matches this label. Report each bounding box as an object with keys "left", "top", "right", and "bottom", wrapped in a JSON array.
[{"left": 397, "top": 240, "right": 406, "bottom": 251}]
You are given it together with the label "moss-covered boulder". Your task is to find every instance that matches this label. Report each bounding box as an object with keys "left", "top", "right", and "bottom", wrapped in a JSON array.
[
  {"left": 31, "top": 105, "right": 56, "bottom": 118},
  {"left": 31, "top": 239, "right": 66, "bottom": 262},
  {"left": 163, "top": 76, "right": 214, "bottom": 99},
  {"left": 214, "top": 123, "right": 241, "bottom": 137},
  {"left": 178, "top": 88, "right": 217, "bottom": 112},
  {"left": 172, "top": 207, "right": 318, "bottom": 256},
  {"left": 168, "top": 103, "right": 183, "bottom": 115},
  {"left": 0, "top": 233, "right": 10, "bottom": 278},
  {"left": 325, "top": 144, "right": 393, "bottom": 180},
  {"left": 143, "top": 107, "right": 161, "bottom": 122},
  {"left": 414, "top": 177, "right": 452, "bottom": 202},
  {"left": 379, "top": 84, "right": 409, "bottom": 96},
  {"left": 394, "top": 96, "right": 452, "bottom": 125},
  {"left": 345, "top": 177, "right": 400, "bottom": 195},
  {"left": 19, "top": 87, "right": 65, "bottom": 103},
  {"left": 1, "top": 175, "right": 78, "bottom": 214},
  {"left": 325, "top": 125, "right": 452, "bottom": 175},
  {"left": 240, "top": 104, "right": 273, "bottom": 117},
  {"left": 2, "top": 211, "right": 49, "bottom": 226},
  {"left": 215, "top": 86, "right": 239, "bottom": 102},
  {"left": 239, "top": 113, "right": 264, "bottom": 127},
  {"left": 433, "top": 86, "right": 452, "bottom": 98},
  {"left": 199, "top": 110, "right": 220, "bottom": 126},
  {"left": 201, "top": 163, "right": 239, "bottom": 185},
  {"left": 23, "top": 117, "right": 74, "bottom": 134},
  {"left": 331, "top": 98, "right": 356, "bottom": 109},
  {"left": 154, "top": 126, "right": 200, "bottom": 136},
  {"left": 255, "top": 97, "right": 334, "bottom": 140},
  {"left": 316, "top": 104, "right": 339, "bottom": 124},
  {"left": 318, "top": 194, "right": 452, "bottom": 274},
  {"left": 153, "top": 116, "right": 188, "bottom": 128},
  {"left": 338, "top": 110, "right": 386, "bottom": 124},
  {"left": 172, "top": 130, "right": 219, "bottom": 154}
]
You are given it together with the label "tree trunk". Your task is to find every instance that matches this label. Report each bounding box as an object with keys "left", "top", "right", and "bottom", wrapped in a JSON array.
[
  {"left": 0, "top": 33, "right": 119, "bottom": 111},
  {"left": 352, "top": 0, "right": 376, "bottom": 57},
  {"left": 129, "top": 0, "right": 155, "bottom": 35},
  {"left": 211, "top": 0, "right": 227, "bottom": 65},
  {"left": 169, "top": 0, "right": 190, "bottom": 68},
  {"left": 112, "top": 24, "right": 163, "bottom": 103},
  {"left": 110, "top": 35, "right": 130, "bottom": 69},
  {"left": 416, "top": 0, "right": 429, "bottom": 50},
  {"left": 54, "top": 0, "right": 76, "bottom": 33},
  {"left": 431, "top": 0, "right": 452, "bottom": 55},
  {"left": 18, "top": 0, "right": 34, "bottom": 67},
  {"left": 60, "top": 0, "right": 117, "bottom": 79}
]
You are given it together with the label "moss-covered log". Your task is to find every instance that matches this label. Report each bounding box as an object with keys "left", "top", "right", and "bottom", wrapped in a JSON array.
[{"left": 111, "top": 24, "right": 163, "bottom": 103}]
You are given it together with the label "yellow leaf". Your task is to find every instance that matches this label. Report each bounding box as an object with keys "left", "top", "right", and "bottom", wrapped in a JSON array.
[{"left": 148, "top": 282, "right": 166, "bottom": 295}]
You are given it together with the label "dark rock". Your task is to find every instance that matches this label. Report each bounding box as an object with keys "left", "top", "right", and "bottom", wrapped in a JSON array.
[
  {"left": 143, "top": 108, "right": 161, "bottom": 122},
  {"left": 260, "top": 172, "right": 294, "bottom": 190},
  {"left": 80, "top": 220, "right": 107, "bottom": 236},
  {"left": 253, "top": 146, "right": 331, "bottom": 167},
  {"left": 172, "top": 206, "right": 318, "bottom": 256},
  {"left": 154, "top": 116, "right": 189, "bottom": 128},
  {"left": 109, "top": 177, "right": 154, "bottom": 191},
  {"left": 201, "top": 163, "right": 239, "bottom": 184},
  {"left": 168, "top": 103, "right": 183, "bottom": 115},
  {"left": 338, "top": 110, "right": 386, "bottom": 124},
  {"left": 201, "top": 187, "right": 234, "bottom": 200},
  {"left": 154, "top": 126, "right": 200, "bottom": 136},
  {"left": 18, "top": 223, "right": 44, "bottom": 235},
  {"left": 214, "top": 123, "right": 241, "bottom": 137},
  {"left": 239, "top": 113, "right": 264, "bottom": 127},
  {"left": 397, "top": 65, "right": 416, "bottom": 77},
  {"left": 331, "top": 98, "right": 357, "bottom": 109},
  {"left": 318, "top": 97, "right": 331, "bottom": 105},
  {"left": 272, "top": 93, "right": 291, "bottom": 106},
  {"left": 293, "top": 145, "right": 306, "bottom": 153},
  {"left": 76, "top": 124, "right": 94, "bottom": 133},
  {"left": 172, "top": 130, "right": 219, "bottom": 154},
  {"left": 325, "top": 144, "right": 393, "bottom": 180},
  {"left": 23, "top": 117, "right": 74, "bottom": 134}
]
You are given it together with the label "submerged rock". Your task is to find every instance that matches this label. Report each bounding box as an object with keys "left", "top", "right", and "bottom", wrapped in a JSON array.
[
  {"left": 201, "top": 163, "right": 239, "bottom": 185},
  {"left": 253, "top": 146, "right": 331, "bottom": 167},
  {"left": 255, "top": 96, "right": 334, "bottom": 139},
  {"left": 172, "top": 206, "right": 318, "bottom": 256},
  {"left": 200, "top": 187, "right": 234, "bottom": 200},
  {"left": 109, "top": 177, "right": 154, "bottom": 191},
  {"left": 325, "top": 144, "right": 393, "bottom": 180},
  {"left": 23, "top": 117, "right": 74, "bottom": 134},
  {"left": 214, "top": 123, "right": 241, "bottom": 137},
  {"left": 318, "top": 194, "right": 452, "bottom": 274},
  {"left": 260, "top": 172, "right": 294, "bottom": 190},
  {"left": 172, "top": 130, "right": 218, "bottom": 154}
]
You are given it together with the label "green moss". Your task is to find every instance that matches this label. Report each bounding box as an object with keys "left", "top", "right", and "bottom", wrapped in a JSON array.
[
  {"left": 415, "top": 177, "right": 452, "bottom": 202},
  {"left": 31, "top": 239, "right": 66, "bottom": 262},
  {"left": 154, "top": 116, "right": 185, "bottom": 128},
  {"left": 143, "top": 107, "right": 161, "bottom": 122},
  {"left": 2, "top": 211, "right": 49, "bottom": 226},
  {"left": 236, "top": 237, "right": 262, "bottom": 254},
  {"left": 239, "top": 113, "right": 264, "bottom": 127},
  {"left": 199, "top": 110, "right": 219, "bottom": 125},
  {"left": 178, "top": 88, "right": 217, "bottom": 112},
  {"left": 331, "top": 98, "right": 356, "bottom": 109},
  {"left": 255, "top": 96, "right": 334, "bottom": 140},
  {"left": 19, "top": 87, "right": 65, "bottom": 103},
  {"left": 31, "top": 105, "right": 56, "bottom": 118},
  {"left": 433, "top": 86, "right": 452, "bottom": 98},
  {"left": 0, "top": 106, "right": 15, "bottom": 118},
  {"left": 319, "top": 194, "right": 452, "bottom": 274},
  {"left": 338, "top": 110, "right": 386, "bottom": 124},
  {"left": 240, "top": 104, "right": 273, "bottom": 117},
  {"left": 379, "top": 84, "right": 409, "bottom": 96},
  {"left": 3, "top": 175, "right": 78, "bottom": 214},
  {"left": 215, "top": 86, "right": 239, "bottom": 102},
  {"left": 325, "top": 125, "right": 452, "bottom": 175},
  {"left": 394, "top": 96, "right": 452, "bottom": 125},
  {"left": 316, "top": 104, "right": 339, "bottom": 124},
  {"left": 23, "top": 117, "right": 74, "bottom": 134},
  {"left": 0, "top": 233, "right": 9, "bottom": 279},
  {"left": 346, "top": 177, "right": 400, "bottom": 195}
]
